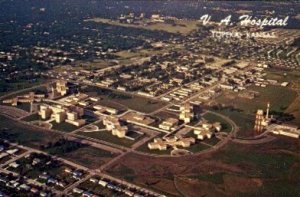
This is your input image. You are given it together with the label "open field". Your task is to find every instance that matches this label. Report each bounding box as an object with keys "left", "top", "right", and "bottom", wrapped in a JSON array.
[
  {"left": 86, "top": 18, "right": 200, "bottom": 35},
  {"left": 216, "top": 85, "right": 297, "bottom": 114},
  {"left": 77, "top": 130, "right": 140, "bottom": 148},
  {"left": 50, "top": 121, "right": 79, "bottom": 133},
  {"left": 114, "top": 48, "right": 171, "bottom": 59},
  {"left": 0, "top": 115, "right": 61, "bottom": 148},
  {"left": 21, "top": 113, "right": 42, "bottom": 122},
  {"left": 53, "top": 146, "right": 118, "bottom": 169},
  {"left": 210, "top": 109, "right": 254, "bottom": 138},
  {"left": 106, "top": 136, "right": 300, "bottom": 197},
  {"left": 203, "top": 112, "right": 232, "bottom": 133},
  {"left": 266, "top": 69, "right": 300, "bottom": 84},
  {"left": 186, "top": 141, "right": 211, "bottom": 153},
  {"left": 82, "top": 86, "right": 167, "bottom": 113},
  {"left": 0, "top": 78, "right": 48, "bottom": 97},
  {"left": 285, "top": 96, "right": 300, "bottom": 125}
]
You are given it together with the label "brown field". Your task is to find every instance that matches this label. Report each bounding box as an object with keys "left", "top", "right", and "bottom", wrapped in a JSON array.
[
  {"left": 285, "top": 96, "right": 300, "bottom": 124},
  {"left": 57, "top": 146, "right": 118, "bottom": 169},
  {"left": 106, "top": 137, "right": 300, "bottom": 197}
]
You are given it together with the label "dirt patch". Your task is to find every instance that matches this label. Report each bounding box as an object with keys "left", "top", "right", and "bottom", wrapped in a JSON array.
[
  {"left": 175, "top": 177, "right": 229, "bottom": 197},
  {"left": 135, "top": 177, "right": 181, "bottom": 197},
  {"left": 223, "top": 174, "right": 263, "bottom": 193}
]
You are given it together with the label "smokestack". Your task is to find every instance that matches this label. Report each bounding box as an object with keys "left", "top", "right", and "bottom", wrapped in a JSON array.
[{"left": 266, "top": 102, "right": 270, "bottom": 119}]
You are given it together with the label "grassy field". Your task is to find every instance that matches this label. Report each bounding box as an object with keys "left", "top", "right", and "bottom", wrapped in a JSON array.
[
  {"left": 83, "top": 86, "right": 167, "bottom": 113},
  {"left": 0, "top": 78, "right": 48, "bottom": 97},
  {"left": 216, "top": 85, "right": 297, "bottom": 115},
  {"left": 114, "top": 48, "right": 163, "bottom": 59},
  {"left": 105, "top": 135, "right": 300, "bottom": 197},
  {"left": 210, "top": 109, "right": 254, "bottom": 138},
  {"left": 186, "top": 141, "right": 211, "bottom": 153},
  {"left": 203, "top": 112, "right": 232, "bottom": 133},
  {"left": 77, "top": 130, "right": 138, "bottom": 147},
  {"left": 266, "top": 69, "right": 300, "bottom": 84},
  {"left": 21, "top": 113, "right": 42, "bottom": 122},
  {"left": 56, "top": 146, "right": 117, "bottom": 169},
  {"left": 86, "top": 18, "right": 200, "bottom": 35},
  {"left": 50, "top": 121, "right": 79, "bottom": 132},
  {"left": 0, "top": 115, "right": 61, "bottom": 148},
  {"left": 193, "top": 172, "right": 225, "bottom": 184},
  {"left": 101, "top": 94, "right": 166, "bottom": 114},
  {"left": 72, "top": 59, "right": 117, "bottom": 70},
  {"left": 285, "top": 96, "right": 300, "bottom": 125},
  {"left": 216, "top": 143, "right": 298, "bottom": 178}
]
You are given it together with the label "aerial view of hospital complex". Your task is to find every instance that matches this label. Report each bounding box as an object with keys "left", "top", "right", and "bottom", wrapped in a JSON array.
[{"left": 0, "top": 0, "right": 299, "bottom": 197}]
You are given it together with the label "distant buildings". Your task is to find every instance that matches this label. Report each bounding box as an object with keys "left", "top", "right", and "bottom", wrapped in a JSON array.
[
  {"left": 103, "top": 116, "right": 128, "bottom": 138},
  {"left": 151, "top": 14, "right": 164, "bottom": 22}
]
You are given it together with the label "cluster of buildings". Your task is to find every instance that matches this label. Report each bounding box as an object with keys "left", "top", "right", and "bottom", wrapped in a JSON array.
[
  {"left": 31, "top": 46, "right": 74, "bottom": 67},
  {"left": 148, "top": 136, "right": 195, "bottom": 151},
  {"left": 269, "top": 124, "right": 300, "bottom": 139},
  {"left": 118, "top": 12, "right": 145, "bottom": 24},
  {"left": 123, "top": 112, "right": 156, "bottom": 127},
  {"left": 159, "top": 118, "right": 179, "bottom": 131},
  {"left": 49, "top": 80, "right": 69, "bottom": 98},
  {"left": 118, "top": 13, "right": 165, "bottom": 24},
  {"left": 254, "top": 103, "right": 271, "bottom": 133},
  {"left": 0, "top": 171, "right": 53, "bottom": 197},
  {"left": 2, "top": 80, "right": 70, "bottom": 108},
  {"left": 253, "top": 103, "right": 300, "bottom": 139},
  {"left": 73, "top": 176, "right": 162, "bottom": 197},
  {"left": 2, "top": 92, "right": 45, "bottom": 107},
  {"left": 194, "top": 122, "right": 222, "bottom": 140},
  {"left": 179, "top": 103, "right": 197, "bottom": 123},
  {"left": 103, "top": 116, "right": 128, "bottom": 138},
  {"left": 39, "top": 104, "right": 86, "bottom": 127}
]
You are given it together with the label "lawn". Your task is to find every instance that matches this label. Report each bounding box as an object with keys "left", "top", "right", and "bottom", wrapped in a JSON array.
[
  {"left": 210, "top": 109, "right": 254, "bottom": 138},
  {"left": 0, "top": 78, "right": 48, "bottom": 97},
  {"left": 216, "top": 85, "right": 297, "bottom": 115},
  {"left": 50, "top": 121, "right": 79, "bottom": 132},
  {"left": 216, "top": 143, "right": 298, "bottom": 178},
  {"left": 192, "top": 172, "right": 225, "bottom": 184},
  {"left": 203, "top": 112, "right": 232, "bottom": 133},
  {"left": 186, "top": 141, "right": 211, "bottom": 153},
  {"left": 266, "top": 69, "right": 300, "bottom": 83},
  {"left": 21, "top": 113, "right": 41, "bottom": 122},
  {"left": 57, "top": 146, "right": 117, "bottom": 169},
  {"left": 82, "top": 86, "right": 167, "bottom": 113},
  {"left": 0, "top": 115, "right": 62, "bottom": 149},
  {"left": 77, "top": 130, "right": 137, "bottom": 147}
]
